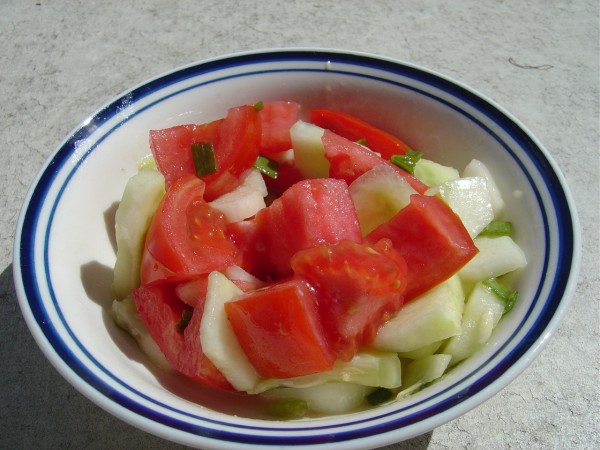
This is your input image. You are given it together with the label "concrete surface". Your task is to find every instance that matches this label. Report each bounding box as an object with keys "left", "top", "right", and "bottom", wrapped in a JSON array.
[{"left": 1, "top": 0, "right": 598, "bottom": 449}]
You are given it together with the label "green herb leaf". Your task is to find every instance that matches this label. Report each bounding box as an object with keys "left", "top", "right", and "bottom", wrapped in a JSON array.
[
  {"left": 366, "top": 387, "right": 393, "bottom": 406},
  {"left": 355, "top": 137, "right": 368, "bottom": 146},
  {"left": 390, "top": 149, "right": 423, "bottom": 174},
  {"left": 254, "top": 155, "right": 279, "bottom": 179},
  {"left": 480, "top": 220, "right": 513, "bottom": 237},
  {"left": 266, "top": 398, "right": 308, "bottom": 419},
  {"left": 176, "top": 309, "right": 193, "bottom": 333},
  {"left": 482, "top": 278, "right": 518, "bottom": 314},
  {"left": 191, "top": 142, "right": 217, "bottom": 177},
  {"left": 253, "top": 100, "right": 264, "bottom": 111}
]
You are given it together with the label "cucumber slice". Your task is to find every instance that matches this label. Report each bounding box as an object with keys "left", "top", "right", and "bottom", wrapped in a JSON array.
[
  {"left": 349, "top": 164, "right": 417, "bottom": 235},
  {"left": 428, "top": 176, "right": 494, "bottom": 238},
  {"left": 397, "top": 341, "right": 442, "bottom": 360},
  {"left": 462, "top": 159, "right": 505, "bottom": 216},
  {"left": 402, "top": 354, "right": 452, "bottom": 388},
  {"left": 112, "top": 169, "right": 165, "bottom": 300},
  {"left": 413, "top": 158, "right": 460, "bottom": 187},
  {"left": 208, "top": 168, "right": 267, "bottom": 222},
  {"left": 262, "top": 382, "right": 373, "bottom": 416},
  {"left": 290, "top": 120, "right": 329, "bottom": 179},
  {"left": 442, "top": 281, "right": 506, "bottom": 365},
  {"left": 110, "top": 296, "right": 173, "bottom": 372},
  {"left": 200, "top": 271, "right": 261, "bottom": 392},
  {"left": 459, "top": 235, "right": 527, "bottom": 281},
  {"left": 252, "top": 350, "right": 402, "bottom": 394},
  {"left": 373, "top": 276, "right": 464, "bottom": 353}
]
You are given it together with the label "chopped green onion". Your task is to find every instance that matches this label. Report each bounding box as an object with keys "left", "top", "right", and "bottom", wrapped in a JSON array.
[
  {"left": 366, "top": 387, "right": 393, "bottom": 406},
  {"left": 480, "top": 220, "right": 513, "bottom": 237},
  {"left": 355, "top": 137, "right": 368, "bottom": 146},
  {"left": 266, "top": 398, "right": 308, "bottom": 419},
  {"left": 254, "top": 155, "right": 279, "bottom": 179},
  {"left": 482, "top": 278, "right": 518, "bottom": 314},
  {"left": 191, "top": 142, "right": 217, "bottom": 177},
  {"left": 390, "top": 149, "right": 423, "bottom": 174},
  {"left": 176, "top": 309, "right": 193, "bottom": 333},
  {"left": 253, "top": 100, "right": 264, "bottom": 111}
]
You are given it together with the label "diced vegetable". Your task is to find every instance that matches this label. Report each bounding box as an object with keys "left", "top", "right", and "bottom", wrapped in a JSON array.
[
  {"left": 463, "top": 158, "right": 505, "bottom": 216},
  {"left": 428, "top": 176, "right": 495, "bottom": 238},
  {"left": 262, "top": 382, "right": 373, "bottom": 416},
  {"left": 208, "top": 168, "right": 267, "bottom": 222},
  {"left": 367, "top": 194, "right": 478, "bottom": 301},
  {"left": 224, "top": 278, "right": 335, "bottom": 378},
  {"left": 290, "top": 120, "right": 329, "bottom": 178},
  {"left": 310, "top": 108, "right": 412, "bottom": 159},
  {"left": 402, "top": 354, "right": 452, "bottom": 388},
  {"left": 291, "top": 239, "right": 407, "bottom": 361},
  {"left": 459, "top": 235, "right": 527, "bottom": 281},
  {"left": 252, "top": 350, "right": 402, "bottom": 393},
  {"left": 373, "top": 276, "right": 464, "bottom": 353},
  {"left": 112, "top": 169, "right": 165, "bottom": 299},
  {"left": 442, "top": 282, "right": 507, "bottom": 365},
  {"left": 413, "top": 158, "right": 460, "bottom": 187},
  {"left": 200, "top": 272, "right": 261, "bottom": 391},
  {"left": 321, "top": 129, "right": 429, "bottom": 194},
  {"left": 348, "top": 164, "right": 417, "bottom": 235},
  {"left": 110, "top": 296, "right": 173, "bottom": 372}
]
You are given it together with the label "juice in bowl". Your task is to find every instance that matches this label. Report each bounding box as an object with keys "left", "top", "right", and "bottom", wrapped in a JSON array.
[{"left": 14, "top": 49, "right": 580, "bottom": 449}]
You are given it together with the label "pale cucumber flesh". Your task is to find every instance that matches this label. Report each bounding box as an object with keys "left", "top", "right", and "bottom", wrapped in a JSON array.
[{"left": 373, "top": 275, "right": 464, "bottom": 353}]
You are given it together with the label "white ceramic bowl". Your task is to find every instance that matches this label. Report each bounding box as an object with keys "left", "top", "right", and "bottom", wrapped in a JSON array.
[{"left": 13, "top": 49, "right": 580, "bottom": 449}]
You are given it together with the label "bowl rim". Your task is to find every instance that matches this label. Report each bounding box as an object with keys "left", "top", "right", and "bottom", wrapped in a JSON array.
[{"left": 12, "top": 47, "right": 581, "bottom": 449}]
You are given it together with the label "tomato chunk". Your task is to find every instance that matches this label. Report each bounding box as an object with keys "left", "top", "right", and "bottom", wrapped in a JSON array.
[
  {"left": 259, "top": 101, "right": 300, "bottom": 154},
  {"left": 132, "top": 282, "right": 233, "bottom": 390},
  {"left": 150, "top": 120, "right": 222, "bottom": 190},
  {"left": 224, "top": 278, "right": 335, "bottom": 378},
  {"left": 321, "top": 129, "right": 428, "bottom": 194},
  {"left": 366, "top": 194, "right": 478, "bottom": 300},
  {"left": 252, "top": 178, "right": 362, "bottom": 278},
  {"left": 141, "top": 175, "right": 238, "bottom": 284},
  {"left": 310, "top": 109, "right": 411, "bottom": 159},
  {"left": 292, "top": 239, "right": 407, "bottom": 361},
  {"left": 203, "top": 105, "right": 261, "bottom": 200}
]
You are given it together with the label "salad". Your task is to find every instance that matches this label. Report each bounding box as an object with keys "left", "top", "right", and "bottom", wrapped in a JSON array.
[{"left": 110, "top": 101, "right": 527, "bottom": 418}]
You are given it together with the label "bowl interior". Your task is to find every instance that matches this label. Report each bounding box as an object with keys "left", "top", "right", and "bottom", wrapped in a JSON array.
[{"left": 15, "top": 50, "right": 578, "bottom": 448}]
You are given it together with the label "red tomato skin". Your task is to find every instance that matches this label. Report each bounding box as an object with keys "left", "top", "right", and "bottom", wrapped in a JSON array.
[
  {"left": 202, "top": 105, "right": 261, "bottom": 201},
  {"left": 142, "top": 175, "right": 238, "bottom": 282},
  {"left": 321, "top": 130, "right": 429, "bottom": 194},
  {"left": 310, "top": 109, "right": 411, "bottom": 159},
  {"left": 150, "top": 120, "right": 222, "bottom": 190},
  {"left": 224, "top": 278, "right": 335, "bottom": 378},
  {"left": 132, "top": 282, "right": 233, "bottom": 390},
  {"left": 291, "top": 239, "right": 407, "bottom": 361},
  {"left": 367, "top": 194, "right": 478, "bottom": 301},
  {"left": 259, "top": 101, "right": 300, "bottom": 154},
  {"left": 253, "top": 178, "right": 363, "bottom": 278}
]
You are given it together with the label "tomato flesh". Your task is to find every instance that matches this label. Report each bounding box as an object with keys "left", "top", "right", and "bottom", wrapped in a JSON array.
[
  {"left": 132, "top": 282, "right": 233, "bottom": 390},
  {"left": 310, "top": 109, "right": 411, "bottom": 159},
  {"left": 141, "top": 175, "right": 238, "bottom": 283},
  {"left": 321, "top": 129, "right": 429, "bottom": 194},
  {"left": 224, "top": 278, "right": 334, "bottom": 378},
  {"left": 259, "top": 101, "right": 300, "bottom": 154},
  {"left": 150, "top": 120, "right": 222, "bottom": 190},
  {"left": 291, "top": 239, "right": 407, "bottom": 361},
  {"left": 252, "top": 178, "right": 362, "bottom": 278},
  {"left": 367, "top": 194, "right": 478, "bottom": 300},
  {"left": 202, "top": 105, "right": 261, "bottom": 201}
]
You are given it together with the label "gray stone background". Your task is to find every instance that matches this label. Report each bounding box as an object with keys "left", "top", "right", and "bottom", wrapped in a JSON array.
[{"left": 1, "top": 1, "right": 598, "bottom": 449}]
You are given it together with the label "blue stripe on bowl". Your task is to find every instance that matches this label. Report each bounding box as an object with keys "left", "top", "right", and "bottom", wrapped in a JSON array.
[{"left": 17, "top": 50, "right": 577, "bottom": 446}]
